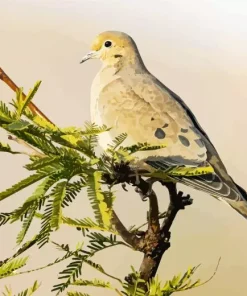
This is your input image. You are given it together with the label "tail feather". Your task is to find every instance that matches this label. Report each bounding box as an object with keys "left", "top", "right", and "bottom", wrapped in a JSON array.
[
  {"left": 182, "top": 176, "right": 247, "bottom": 219},
  {"left": 146, "top": 159, "right": 247, "bottom": 220},
  {"left": 233, "top": 181, "right": 247, "bottom": 201},
  {"left": 226, "top": 181, "right": 247, "bottom": 219},
  {"left": 180, "top": 176, "right": 247, "bottom": 220}
]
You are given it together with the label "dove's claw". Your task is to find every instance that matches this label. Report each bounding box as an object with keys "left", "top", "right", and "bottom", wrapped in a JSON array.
[
  {"left": 135, "top": 187, "right": 148, "bottom": 201},
  {"left": 121, "top": 183, "right": 128, "bottom": 192}
]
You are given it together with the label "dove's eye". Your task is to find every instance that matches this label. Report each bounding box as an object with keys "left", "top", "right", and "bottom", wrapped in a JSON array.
[{"left": 104, "top": 41, "right": 112, "bottom": 48}]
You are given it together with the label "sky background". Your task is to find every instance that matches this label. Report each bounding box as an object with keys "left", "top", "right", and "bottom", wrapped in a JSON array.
[{"left": 1, "top": 0, "right": 247, "bottom": 295}]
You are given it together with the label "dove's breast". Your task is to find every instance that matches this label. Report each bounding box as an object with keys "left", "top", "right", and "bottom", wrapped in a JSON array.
[{"left": 90, "top": 67, "right": 121, "bottom": 150}]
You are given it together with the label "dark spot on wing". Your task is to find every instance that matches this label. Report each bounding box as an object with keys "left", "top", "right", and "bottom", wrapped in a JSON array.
[
  {"left": 178, "top": 135, "right": 190, "bottom": 147},
  {"left": 155, "top": 128, "right": 166, "bottom": 139},
  {"left": 195, "top": 139, "right": 205, "bottom": 148},
  {"left": 151, "top": 117, "right": 155, "bottom": 121},
  {"left": 181, "top": 128, "right": 188, "bottom": 133},
  {"left": 162, "top": 123, "right": 169, "bottom": 128}
]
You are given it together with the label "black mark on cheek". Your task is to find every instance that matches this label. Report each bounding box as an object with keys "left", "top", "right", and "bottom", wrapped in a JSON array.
[{"left": 114, "top": 54, "right": 123, "bottom": 58}]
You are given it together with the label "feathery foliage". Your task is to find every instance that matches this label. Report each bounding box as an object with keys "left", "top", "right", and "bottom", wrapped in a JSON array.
[
  {"left": 2, "top": 280, "right": 40, "bottom": 296},
  {"left": 0, "top": 257, "right": 29, "bottom": 278},
  {"left": 0, "top": 82, "right": 218, "bottom": 295}
]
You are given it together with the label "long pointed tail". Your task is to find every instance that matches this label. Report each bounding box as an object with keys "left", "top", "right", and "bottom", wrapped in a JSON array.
[
  {"left": 181, "top": 174, "right": 247, "bottom": 220},
  {"left": 145, "top": 159, "right": 247, "bottom": 219},
  {"left": 224, "top": 181, "right": 247, "bottom": 219}
]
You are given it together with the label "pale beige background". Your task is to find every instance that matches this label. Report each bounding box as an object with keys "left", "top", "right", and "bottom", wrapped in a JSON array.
[{"left": 0, "top": 0, "right": 247, "bottom": 295}]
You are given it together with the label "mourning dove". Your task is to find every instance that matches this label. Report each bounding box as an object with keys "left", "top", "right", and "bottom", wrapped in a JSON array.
[{"left": 80, "top": 31, "right": 247, "bottom": 219}]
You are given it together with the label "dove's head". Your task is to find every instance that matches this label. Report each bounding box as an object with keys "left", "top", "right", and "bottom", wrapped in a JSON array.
[{"left": 80, "top": 31, "right": 145, "bottom": 68}]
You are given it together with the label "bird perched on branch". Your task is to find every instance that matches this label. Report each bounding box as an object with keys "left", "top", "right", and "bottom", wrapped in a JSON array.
[{"left": 80, "top": 30, "right": 247, "bottom": 219}]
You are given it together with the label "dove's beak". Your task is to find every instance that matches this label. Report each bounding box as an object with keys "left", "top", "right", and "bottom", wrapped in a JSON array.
[{"left": 80, "top": 51, "right": 98, "bottom": 64}]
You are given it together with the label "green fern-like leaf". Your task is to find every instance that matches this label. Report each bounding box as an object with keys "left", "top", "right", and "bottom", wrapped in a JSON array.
[
  {"left": 16, "top": 81, "right": 42, "bottom": 117},
  {"left": 71, "top": 278, "right": 112, "bottom": 288},
  {"left": 30, "top": 115, "right": 58, "bottom": 132},
  {"left": 62, "top": 179, "right": 84, "bottom": 208},
  {"left": 7, "top": 120, "right": 31, "bottom": 131},
  {"left": 87, "top": 171, "right": 114, "bottom": 229},
  {"left": 25, "top": 156, "right": 61, "bottom": 171},
  {"left": 80, "top": 122, "right": 110, "bottom": 136},
  {"left": 61, "top": 216, "right": 110, "bottom": 232},
  {"left": 52, "top": 256, "right": 84, "bottom": 295},
  {"left": 37, "top": 198, "right": 53, "bottom": 248},
  {"left": 0, "top": 213, "right": 12, "bottom": 226},
  {"left": 122, "top": 142, "right": 166, "bottom": 154},
  {"left": 0, "top": 173, "right": 48, "bottom": 202},
  {"left": 82, "top": 232, "right": 128, "bottom": 256},
  {"left": 0, "top": 257, "right": 29, "bottom": 278},
  {"left": 50, "top": 180, "right": 67, "bottom": 230},
  {"left": 11, "top": 176, "right": 59, "bottom": 223},
  {"left": 16, "top": 280, "right": 41, "bottom": 296},
  {"left": 161, "top": 265, "right": 202, "bottom": 295},
  {"left": 1, "top": 285, "right": 12, "bottom": 296},
  {"left": 67, "top": 292, "right": 91, "bottom": 296},
  {"left": 107, "top": 133, "right": 128, "bottom": 151},
  {"left": 60, "top": 122, "right": 109, "bottom": 137},
  {"left": 0, "top": 101, "right": 16, "bottom": 123},
  {"left": 16, "top": 206, "right": 36, "bottom": 245},
  {"left": 78, "top": 256, "right": 106, "bottom": 276}
]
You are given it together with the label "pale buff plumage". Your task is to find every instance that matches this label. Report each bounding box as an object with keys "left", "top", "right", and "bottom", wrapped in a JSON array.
[{"left": 80, "top": 31, "right": 247, "bottom": 219}]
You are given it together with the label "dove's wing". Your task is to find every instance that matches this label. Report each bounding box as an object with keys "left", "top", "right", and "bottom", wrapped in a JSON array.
[
  {"left": 97, "top": 75, "right": 208, "bottom": 166},
  {"left": 96, "top": 72, "right": 247, "bottom": 207},
  {"left": 123, "top": 72, "right": 247, "bottom": 217}
]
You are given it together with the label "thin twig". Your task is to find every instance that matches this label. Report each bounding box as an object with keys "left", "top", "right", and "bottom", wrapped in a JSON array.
[
  {"left": 115, "top": 289, "right": 124, "bottom": 296},
  {"left": 8, "top": 135, "right": 46, "bottom": 158},
  {"left": 191, "top": 257, "right": 221, "bottom": 290},
  {"left": 0, "top": 67, "right": 54, "bottom": 124}
]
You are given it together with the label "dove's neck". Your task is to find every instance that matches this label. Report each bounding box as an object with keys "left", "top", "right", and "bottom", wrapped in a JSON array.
[{"left": 100, "top": 48, "right": 147, "bottom": 73}]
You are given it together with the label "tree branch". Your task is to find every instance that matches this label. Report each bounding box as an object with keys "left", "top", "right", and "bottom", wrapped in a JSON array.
[
  {"left": 111, "top": 210, "right": 141, "bottom": 249},
  {"left": 137, "top": 182, "right": 193, "bottom": 283},
  {"left": 147, "top": 190, "right": 160, "bottom": 235},
  {"left": 0, "top": 67, "right": 194, "bottom": 292},
  {"left": 161, "top": 182, "right": 192, "bottom": 234}
]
